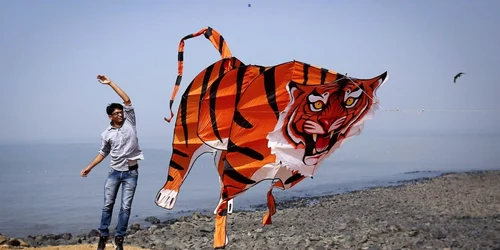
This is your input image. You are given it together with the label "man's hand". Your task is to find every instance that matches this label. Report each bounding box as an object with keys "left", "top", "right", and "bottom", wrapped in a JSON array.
[
  {"left": 97, "top": 75, "right": 113, "bottom": 85},
  {"left": 80, "top": 167, "right": 92, "bottom": 177},
  {"left": 97, "top": 74, "right": 131, "bottom": 105},
  {"left": 82, "top": 154, "right": 105, "bottom": 178}
]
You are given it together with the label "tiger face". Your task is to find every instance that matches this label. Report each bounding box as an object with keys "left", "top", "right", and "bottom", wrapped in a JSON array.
[{"left": 267, "top": 73, "right": 386, "bottom": 175}]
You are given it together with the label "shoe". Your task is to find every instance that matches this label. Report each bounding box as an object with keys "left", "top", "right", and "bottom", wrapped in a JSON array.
[
  {"left": 113, "top": 236, "right": 124, "bottom": 250},
  {"left": 97, "top": 235, "right": 107, "bottom": 250}
]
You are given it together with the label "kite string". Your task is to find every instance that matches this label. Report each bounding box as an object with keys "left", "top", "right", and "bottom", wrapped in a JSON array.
[
  {"left": 343, "top": 75, "right": 500, "bottom": 113},
  {"left": 187, "top": 109, "right": 500, "bottom": 113},
  {"left": 175, "top": 74, "right": 500, "bottom": 118}
]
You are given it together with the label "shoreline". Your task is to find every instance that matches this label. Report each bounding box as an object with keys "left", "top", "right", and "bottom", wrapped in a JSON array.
[
  {"left": 2, "top": 170, "right": 500, "bottom": 249},
  {"left": 1, "top": 170, "right": 447, "bottom": 239}
]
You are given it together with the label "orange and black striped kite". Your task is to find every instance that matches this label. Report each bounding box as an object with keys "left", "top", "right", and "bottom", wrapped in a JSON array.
[{"left": 156, "top": 26, "right": 389, "bottom": 249}]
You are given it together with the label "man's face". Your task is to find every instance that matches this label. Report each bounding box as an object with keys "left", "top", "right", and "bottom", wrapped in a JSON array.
[{"left": 109, "top": 108, "right": 124, "bottom": 124}]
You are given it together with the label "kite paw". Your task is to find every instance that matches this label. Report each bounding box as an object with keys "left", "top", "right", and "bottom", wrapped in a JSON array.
[
  {"left": 228, "top": 199, "right": 233, "bottom": 214},
  {"left": 155, "top": 189, "right": 178, "bottom": 209},
  {"left": 213, "top": 198, "right": 234, "bottom": 214}
]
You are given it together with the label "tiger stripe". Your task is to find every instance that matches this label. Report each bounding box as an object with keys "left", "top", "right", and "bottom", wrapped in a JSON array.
[
  {"left": 264, "top": 67, "right": 280, "bottom": 120},
  {"left": 303, "top": 63, "right": 310, "bottom": 84},
  {"left": 172, "top": 148, "right": 188, "bottom": 158},
  {"left": 198, "top": 65, "right": 267, "bottom": 147},
  {"left": 208, "top": 76, "right": 224, "bottom": 143},
  {"left": 291, "top": 61, "right": 340, "bottom": 85},
  {"left": 320, "top": 67, "right": 328, "bottom": 84}
]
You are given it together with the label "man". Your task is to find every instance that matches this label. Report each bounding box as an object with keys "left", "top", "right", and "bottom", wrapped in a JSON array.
[{"left": 80, "top": 75, "right": 144, "bottom": 250}]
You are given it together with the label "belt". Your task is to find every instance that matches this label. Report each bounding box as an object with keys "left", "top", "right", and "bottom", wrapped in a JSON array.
[{"left": 128, "top": 164, "right": 139, "bottom": 171}]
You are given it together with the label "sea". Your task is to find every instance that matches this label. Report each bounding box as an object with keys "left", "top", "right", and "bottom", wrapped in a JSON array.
[{"left": 1, "top": 126, "right": 499, "bottom": 238}]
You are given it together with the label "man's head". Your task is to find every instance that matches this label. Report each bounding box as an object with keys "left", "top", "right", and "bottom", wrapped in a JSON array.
[{"left": 106, "top": 103, "right": 124, "bottom": 126}]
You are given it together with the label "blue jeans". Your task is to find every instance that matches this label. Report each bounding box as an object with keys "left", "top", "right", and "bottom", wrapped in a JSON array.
[{"left": 98, "top": 167, "right": 138, "bottom": 237}]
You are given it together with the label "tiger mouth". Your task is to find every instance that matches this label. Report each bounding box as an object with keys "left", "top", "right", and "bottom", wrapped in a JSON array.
[{"left": 304, "top": 131, "right": 339, "bottom": 163}]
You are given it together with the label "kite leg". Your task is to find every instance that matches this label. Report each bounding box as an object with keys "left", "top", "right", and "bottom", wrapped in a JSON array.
[
  {"left": 156, "top": 143, "right": 214, "bottom": 209},
  {"left": 214, "top": 151, "right": 234, "bottom": 214},
  {"left": 262, "top": 185, "right": 277, "bottom": 226},
  {"left": 157, "top": 57, "right": 244, "bottom": 211},
  {"left": 262, "top": 167, "right": 306, "bottom": 226},
  {"left": 214, "top": 178, "right": 234, "bottom": 214},
  {"left": 214, "top": 193, "right": 231, "bottom": 249}
]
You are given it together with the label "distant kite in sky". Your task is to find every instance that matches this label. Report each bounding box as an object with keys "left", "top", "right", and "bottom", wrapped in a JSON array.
[
  {"left": 156, "top": 26, "right": 389, "bottom": 249},
  {"left": 248, "top": 3, "right": 251, "bottom": 7},
  {"left": 454, "top": 72, "right": 465, "bottom": 83}
]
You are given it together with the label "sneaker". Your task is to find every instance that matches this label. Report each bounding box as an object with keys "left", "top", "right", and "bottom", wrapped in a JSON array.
[
  {"left": 113, "top": 236, "right": 124, "bottom": 250},
  {"left": 97, "top": 235, "right": 107, "bottom": 250}
]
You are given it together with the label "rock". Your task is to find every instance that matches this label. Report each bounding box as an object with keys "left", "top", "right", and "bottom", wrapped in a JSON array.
[
  {"left": 58, "top": 233, "right": 72, "bottom": 240},
  {"left": 130, "top": 223, "right": 141, "bottom": 230},
  {"left": 17, "top": 239, "right": 30, "bottom": 247},
  {"left": 199, "top": 227, "right": 213, "bottom": 233},
  {"left": 192, "top": 212, "right": 201, "bottom": 220},
  {"left": 0, "top": 234, "right": 6, "bottom": 244},
  {"left": 7, "top": 238, "right": 20, "bottom": 246},
  {"left": 408, "top": 230, "right": 419, "bottom": 237},
  {"left": 145, "top": 216, "right": 161, "bottom": 224},
  {"left": 88, "top": 229, "right": 99, "bottom": 237}
]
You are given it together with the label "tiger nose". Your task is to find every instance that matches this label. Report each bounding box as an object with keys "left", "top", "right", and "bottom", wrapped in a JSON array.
[{"left": 319, "top": 118, "right": 335, "bottom": 130}]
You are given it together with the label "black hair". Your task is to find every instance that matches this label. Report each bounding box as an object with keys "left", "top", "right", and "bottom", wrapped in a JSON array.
[{"left": 106, "top": 103, "right": 124, "bottom": 115}]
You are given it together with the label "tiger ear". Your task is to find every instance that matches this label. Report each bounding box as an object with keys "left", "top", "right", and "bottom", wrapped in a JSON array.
[
  {"left": 286, "top": 81, "right": 304, "bottom": 101},
  {"left": 366, "top": 71, "right": 388, "bottom": 90}
]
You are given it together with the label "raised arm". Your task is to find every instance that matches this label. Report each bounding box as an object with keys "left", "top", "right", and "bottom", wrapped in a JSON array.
[{"left": 97, "top": 75, "right": 131, "bottom": 105}]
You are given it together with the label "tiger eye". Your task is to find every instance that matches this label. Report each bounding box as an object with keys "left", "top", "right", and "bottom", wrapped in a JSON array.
[
  {"left": 345, "top": 98, "right": 354, "bottom": 106},
  {"left": 314, "top": 101, "right": 323, "bottom": 109}
]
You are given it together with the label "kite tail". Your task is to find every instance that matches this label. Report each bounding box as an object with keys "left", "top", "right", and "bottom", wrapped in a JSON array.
[{"left": 164, "top": 26, "right": 234, "bottom": 122}]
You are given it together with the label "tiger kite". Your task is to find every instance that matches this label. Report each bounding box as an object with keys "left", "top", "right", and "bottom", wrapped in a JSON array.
[{"left": 155, "top": 26, "right": 389, "bottom": 249}]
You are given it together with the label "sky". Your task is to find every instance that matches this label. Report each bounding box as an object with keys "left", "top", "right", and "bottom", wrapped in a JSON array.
[{"left": 0, "top": 0, "right": 499, "bottom": 145}]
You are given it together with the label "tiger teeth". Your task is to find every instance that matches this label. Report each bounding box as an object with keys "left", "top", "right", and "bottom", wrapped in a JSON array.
[
  {"left": 312, "top": 134, "right": 317, "bottom": 142},
  {"left": 330, "top": 131, "right": 335, "bottom": 138},
  {"left": 312, "top": 148, "right": 316, "bottom": 154}
]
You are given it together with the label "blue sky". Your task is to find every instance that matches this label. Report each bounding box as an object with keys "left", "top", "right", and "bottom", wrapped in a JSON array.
[{"left": 1, "top": 0, "right": 499, "bottom": 144}]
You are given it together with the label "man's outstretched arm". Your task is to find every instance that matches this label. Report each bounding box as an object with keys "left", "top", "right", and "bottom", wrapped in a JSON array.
[
  {"left": 80, "top": 153, "right": 105, "bottom": 177},
  {"left": 97, "top": 75, "right": 131, "bottom": 105},
  {"left": 80, "top": 136, "right": 110, "bottom": 177}
]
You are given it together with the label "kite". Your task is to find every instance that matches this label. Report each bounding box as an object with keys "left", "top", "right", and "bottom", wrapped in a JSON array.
[
  {"left": 248, "top": 3, "right": 251, "bottom": 7},
  {"left": 454, "top": 72, "right": 465, "bottom": 83},
  {"left": 155, "top": 26, "right": 389, "bottom": 249}
]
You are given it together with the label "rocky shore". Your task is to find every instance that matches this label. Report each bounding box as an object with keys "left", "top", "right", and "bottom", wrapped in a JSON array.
[{"left": 2, "top": 170, "right": 500, "bottom": 249}]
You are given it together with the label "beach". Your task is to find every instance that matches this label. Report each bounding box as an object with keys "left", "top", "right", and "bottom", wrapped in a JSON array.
[{"left": 2, "top": 170, "right": 499, "bottom": 249}]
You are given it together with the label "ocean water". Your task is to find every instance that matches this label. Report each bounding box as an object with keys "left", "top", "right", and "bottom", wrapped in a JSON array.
[{"left": 0, "top": 129, "right": 499, "bottom": 238}]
